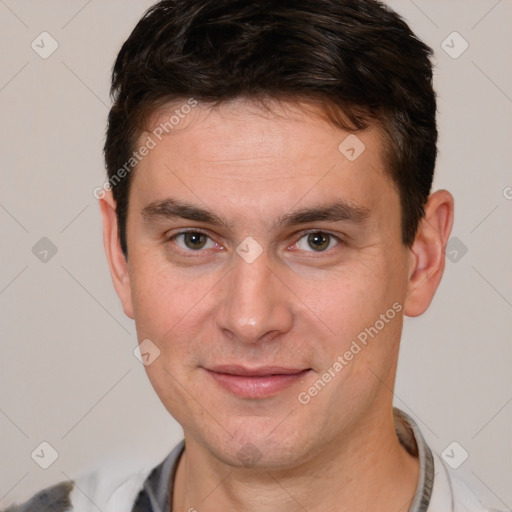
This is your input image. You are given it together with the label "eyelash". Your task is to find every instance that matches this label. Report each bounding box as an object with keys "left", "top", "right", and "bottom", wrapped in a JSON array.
[{"left": 165, "top": 229, "right": 343, "bottom": 255}]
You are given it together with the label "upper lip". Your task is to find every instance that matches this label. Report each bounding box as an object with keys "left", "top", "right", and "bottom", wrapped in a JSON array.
[{"left": 205, "top": 365, "right": 310, "bottom": 377}]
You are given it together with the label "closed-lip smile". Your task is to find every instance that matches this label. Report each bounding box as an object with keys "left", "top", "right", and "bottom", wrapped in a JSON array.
[{"left": 203, "top": 365, "right": 312, "bottom": 398}]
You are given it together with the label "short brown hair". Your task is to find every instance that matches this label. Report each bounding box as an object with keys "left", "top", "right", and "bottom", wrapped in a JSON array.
[{"left": 104, "top": 0, "right": 437, "bottom": 257}]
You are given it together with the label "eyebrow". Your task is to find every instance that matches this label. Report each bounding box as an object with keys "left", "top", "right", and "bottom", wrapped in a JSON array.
[
  {"left": 141, "top": 198, "right": 230, "bottom": 228},
  {"left": 275, "top": 201, "right": 370, "bottom": 228},
  {"left": 141, "top": 197, "right": 370, "bottom": 229}
]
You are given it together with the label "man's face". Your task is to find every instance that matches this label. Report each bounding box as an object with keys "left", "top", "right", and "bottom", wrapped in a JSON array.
[{"left": 121, "top": 99, "right": 413, "bottom": 467}]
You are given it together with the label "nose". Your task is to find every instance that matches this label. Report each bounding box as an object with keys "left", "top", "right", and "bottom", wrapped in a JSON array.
[{"left": 215, "top": 251, "right": 294, "bottom": 344}]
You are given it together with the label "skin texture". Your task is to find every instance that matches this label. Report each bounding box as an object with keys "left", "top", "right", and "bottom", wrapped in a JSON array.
[{"left": 100, "top": 98, "right": 454, "bottom": 512}]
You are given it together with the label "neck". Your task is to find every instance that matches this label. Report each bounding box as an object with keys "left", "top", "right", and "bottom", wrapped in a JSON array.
[{"left": 172, "top": 407, "right": 420, "bottom": 512}]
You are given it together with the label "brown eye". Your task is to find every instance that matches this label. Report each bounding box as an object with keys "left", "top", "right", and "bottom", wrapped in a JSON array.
[
  {"left": 173, "top": 232, "right": 215, "bottom": 251},
  {"left": 184, "top": 232, "right": 207, "bottom": 249},
  {"left": 307, "top": 232, "right": 330, "bottom": 251},
  {"left": 295, "top": 231, "right": 339, "bottom": 252}
]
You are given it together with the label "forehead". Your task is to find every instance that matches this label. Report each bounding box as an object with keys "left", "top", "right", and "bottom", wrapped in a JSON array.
[
  {"left": 145, "top": 97, "right": 380, "bottom": 162},
  {"left": 132, "top": 98, "right": 396, "bottom": 221}
]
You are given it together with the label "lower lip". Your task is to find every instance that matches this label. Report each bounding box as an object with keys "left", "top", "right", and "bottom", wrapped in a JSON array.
[{"left": 205, "top": 369, "right": 311, "bottom": 399}]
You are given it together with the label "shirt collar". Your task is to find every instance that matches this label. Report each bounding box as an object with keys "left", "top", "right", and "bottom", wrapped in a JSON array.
[{"left": 394, "top": 407, "right": 435, "bottom": 512}]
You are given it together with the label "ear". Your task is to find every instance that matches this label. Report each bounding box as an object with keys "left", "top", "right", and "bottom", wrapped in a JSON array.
[
  {"left": 403, "top": 189, "right": 454, "bottom": 317},
  {"left": 99, "top": 190, "right": 134, "bottom": 319}
]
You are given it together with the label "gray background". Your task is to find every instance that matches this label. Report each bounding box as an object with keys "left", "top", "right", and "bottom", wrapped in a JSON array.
[{"left": 0, "top": 0, "right": 511, "bottom": 509}]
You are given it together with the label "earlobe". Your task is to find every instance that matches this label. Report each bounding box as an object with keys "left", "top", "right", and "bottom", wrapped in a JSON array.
[
  {"left": 99, "top": 191, "right": 134, "bottom": 319},
  {"left": 403, "top": 190, "right": 454, "bottom": 317}
]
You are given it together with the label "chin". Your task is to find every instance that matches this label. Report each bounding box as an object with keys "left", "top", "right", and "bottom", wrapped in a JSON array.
[{"left": 202, "top": 420, "right": 312, "bottom": 470}]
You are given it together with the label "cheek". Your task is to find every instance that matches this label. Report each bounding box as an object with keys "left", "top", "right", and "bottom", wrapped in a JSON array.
[
  {"left": 128, "top": 260, "right": 221, "bottom": 373},
  {"left": 294, "top": 257, "right": 405, "bottom": 357},
  {"left": 129, "top": 258, "right": 202, "bottom": 334},
  {"left": 297, "top": 264, "right": 379, "bottom": 326},
  {"left": 142, "top": 358, "right": 196, "bottom": 428}
]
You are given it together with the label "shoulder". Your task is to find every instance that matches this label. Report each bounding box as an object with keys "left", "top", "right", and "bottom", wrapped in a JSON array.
[
  {"left": 1, "top": 464, "right": 151, "bottom": 512},
  {"left": 1, "top": 481, "right": 73, "bottom": 512},
  {"left": 2, "top": 442, "right": 185, "bottom": 512},
  {"left": 430, "top": 452, "right": 505, "bottom": 512}
]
